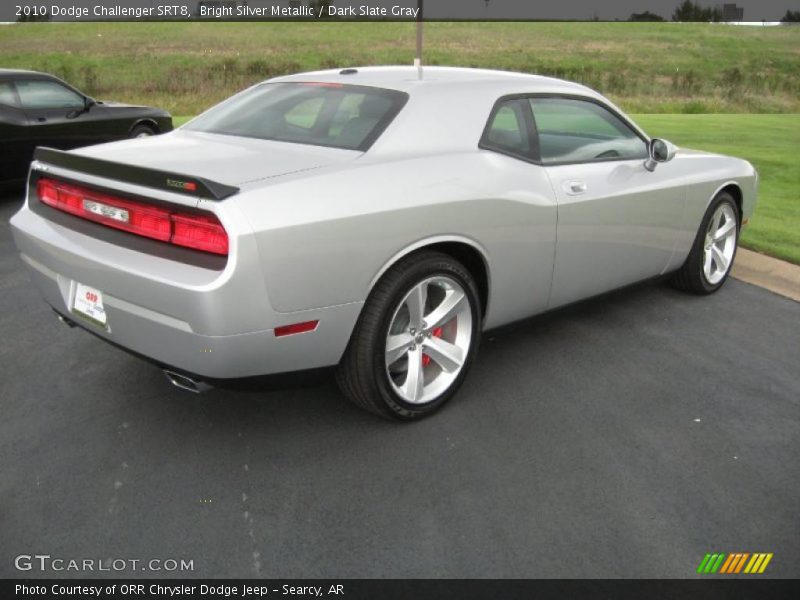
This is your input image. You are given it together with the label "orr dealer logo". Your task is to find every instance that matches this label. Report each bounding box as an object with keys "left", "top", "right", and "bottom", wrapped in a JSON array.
[{"left": 697, "top": 552, "right": 773, "bottom": 574}]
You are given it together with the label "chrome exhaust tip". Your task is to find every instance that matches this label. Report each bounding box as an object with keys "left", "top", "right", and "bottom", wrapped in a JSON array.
[{"left": 163, "top": 370, "right": 212, "bottom": 394}]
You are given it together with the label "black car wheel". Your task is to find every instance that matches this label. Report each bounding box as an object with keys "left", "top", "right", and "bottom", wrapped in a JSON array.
[{"left": 129, "top": 124, "right": 157, "bottom": 138}]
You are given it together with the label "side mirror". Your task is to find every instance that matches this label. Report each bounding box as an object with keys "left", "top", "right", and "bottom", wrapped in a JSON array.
[
  {"left": 67, "top": 97, "right": 95, "bottom": 119},
  {"left": 644, "top": 138, "right": 676, "bottom": 171}
]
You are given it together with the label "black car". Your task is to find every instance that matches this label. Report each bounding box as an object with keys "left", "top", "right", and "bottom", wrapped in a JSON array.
[{"left": 0, "top": 69, "right": 172, "bottom": 186}]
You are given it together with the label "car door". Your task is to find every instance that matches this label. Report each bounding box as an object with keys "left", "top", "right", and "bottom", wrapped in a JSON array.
[
  {"left": 15, "top": 78, "right": 103, "bottom": 151},
  {"left": 530, "top": 96, "right": 686, "bottom": 308},
  {"left": 479, "top": 96, "right": 558, "bottom": 319},
  {"left": 0, "top": 80, "right": 32, "bottom": 183}
]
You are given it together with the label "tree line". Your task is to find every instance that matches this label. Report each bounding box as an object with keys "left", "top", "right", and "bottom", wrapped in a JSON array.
[{"left": 631, "top": 2, "right": 800, "bottom": 22}]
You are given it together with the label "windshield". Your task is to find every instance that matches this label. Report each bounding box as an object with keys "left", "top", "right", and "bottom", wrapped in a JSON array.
[{"left": 185, "top": 82, "right": 408, "bottom": 151}]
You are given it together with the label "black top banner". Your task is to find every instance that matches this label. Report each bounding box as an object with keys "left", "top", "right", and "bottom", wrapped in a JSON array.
[{"left": 5, "top": 0, "right": 799, "bottom": 23}]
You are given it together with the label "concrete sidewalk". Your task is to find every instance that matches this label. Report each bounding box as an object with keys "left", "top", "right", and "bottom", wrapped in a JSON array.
[{"left": 732, "top": 248, "right": 800, "bottom": 303}]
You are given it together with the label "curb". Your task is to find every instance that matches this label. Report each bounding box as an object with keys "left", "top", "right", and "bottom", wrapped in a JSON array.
[{"left": 732, "top": 248, "right": 800, "bottom": 303}]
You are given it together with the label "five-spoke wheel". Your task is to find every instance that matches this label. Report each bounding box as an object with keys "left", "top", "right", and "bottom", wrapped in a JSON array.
[
  {"left": 702, "top": 202, "right": 737, "bottom": 285},
  {"left": 337, "top": 251, "right": 481, "bottom": 420},
  {"left": 673, "top": 190, "right": 740, "bottom": 294},
  {"left": 384, "top": 276, "right": 473, "bottom": 405}
]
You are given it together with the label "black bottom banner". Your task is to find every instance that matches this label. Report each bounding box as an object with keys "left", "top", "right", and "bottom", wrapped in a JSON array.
[{"left": 5, "top": 579, "right": 800, "bottom": 600}]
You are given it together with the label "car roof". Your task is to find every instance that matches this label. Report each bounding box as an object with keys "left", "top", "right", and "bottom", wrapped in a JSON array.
[
  {"left": 0, "top": 69, "right": 58, "bottom": 81},
  {"left": 271, "top": 65, "right": 595, "bottom": 96},
  {"left": 269, "top": 66, "right": 645, "bottom": 157}
]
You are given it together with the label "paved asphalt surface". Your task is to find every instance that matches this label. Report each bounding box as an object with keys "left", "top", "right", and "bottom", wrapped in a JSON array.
[{"left": 1, "top": 192, "right": 798, "bottom": 579}]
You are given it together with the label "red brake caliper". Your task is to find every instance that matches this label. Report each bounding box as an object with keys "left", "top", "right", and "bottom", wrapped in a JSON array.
[{"left": 422, "top": 327, "right": 444, "bottom": 367}]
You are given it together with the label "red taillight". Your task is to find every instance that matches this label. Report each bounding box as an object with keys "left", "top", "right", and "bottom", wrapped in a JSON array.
[
  {"left": 274, "top": 320, "right": 319, "bottom": 337},
  {"left": 36, "top": 178, "right": 59, "bottom": 205},
  {"left": 171, "top": 213, "right": 228, "bottom": 256},
  {"left": 37, "top": 178, "right": 172, "bottom": 242},
  {"left": 36, "top": 178, "right": 228, "bottom": 256}
]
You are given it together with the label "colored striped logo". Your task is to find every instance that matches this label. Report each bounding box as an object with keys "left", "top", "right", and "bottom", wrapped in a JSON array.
[{"left": 696, "top": 552, "right": 773, "bottom": 574}]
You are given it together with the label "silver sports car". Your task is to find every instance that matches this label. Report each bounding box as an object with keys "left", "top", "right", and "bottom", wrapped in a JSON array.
[{"left": 10, "top": 66, "right": 757, "bottom": 419}]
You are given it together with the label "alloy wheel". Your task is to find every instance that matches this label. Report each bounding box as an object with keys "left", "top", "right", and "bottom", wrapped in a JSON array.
[
  {"left": 702, "top": 203, "right": 737, "bottom": 285},
  {"left": 384, "top": 276, "right": 473, "bottom": 405}
]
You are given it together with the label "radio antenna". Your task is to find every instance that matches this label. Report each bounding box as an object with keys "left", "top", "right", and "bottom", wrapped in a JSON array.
[{"left": 415, "top": 0, "right": 423, "bottom": 79}]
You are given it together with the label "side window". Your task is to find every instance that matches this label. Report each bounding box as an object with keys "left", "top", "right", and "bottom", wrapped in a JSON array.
[
  {"left": 530, "top": 97, "right": 647, "bottom": 164},
  {"left": 0, "top": 82, "right": 18, "bottom": 107},
  {"left": 481, "top": 98, "right": 532, "bottom": 159},
  {"left": 16, "top": 80, "right": 85, "bottom": 110}
]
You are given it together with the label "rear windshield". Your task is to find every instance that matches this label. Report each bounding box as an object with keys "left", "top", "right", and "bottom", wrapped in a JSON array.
[{"left": 185, "top": 82, "right": 408, "bottom": 151}]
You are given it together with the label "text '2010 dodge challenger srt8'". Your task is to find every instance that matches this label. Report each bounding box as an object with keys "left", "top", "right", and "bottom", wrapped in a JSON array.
[{"left": 10, "top": 67, "right": 757, "bottom": 420}]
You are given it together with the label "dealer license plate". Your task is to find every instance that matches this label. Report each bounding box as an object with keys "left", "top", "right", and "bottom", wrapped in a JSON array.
[{"left": 72, "top": 282, "right": 107, "bottom": 327}]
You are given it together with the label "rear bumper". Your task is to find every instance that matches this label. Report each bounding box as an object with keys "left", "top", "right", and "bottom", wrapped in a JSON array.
[
  {"left": 11, "top": 204, "right": 362, "bottom": 380},
  {"left": 51, "top": 307, "right": 336, "bottom": 389}
]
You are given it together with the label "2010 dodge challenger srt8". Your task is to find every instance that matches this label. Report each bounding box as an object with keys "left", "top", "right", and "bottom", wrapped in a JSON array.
[{"left": 10, "top": 67, "right": 757, "bottom": 420}]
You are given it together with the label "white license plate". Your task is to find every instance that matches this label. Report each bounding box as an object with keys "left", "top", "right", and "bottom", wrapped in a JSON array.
[{"left": 72, "top": 282, "right": 107, "bottom": 327}]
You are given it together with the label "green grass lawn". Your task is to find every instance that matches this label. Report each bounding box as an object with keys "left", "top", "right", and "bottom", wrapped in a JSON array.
[
  {"left": 1, "top": 22, "right": 798, "bottom": 115},
  {"left": 173, "top": 114, "right": 799, "bottom": 264},
  {"left": 636, "top": 114, "right": 799, "bottom": 264}
]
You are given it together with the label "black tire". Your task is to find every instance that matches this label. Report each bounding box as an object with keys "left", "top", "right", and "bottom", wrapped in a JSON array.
[
  {"left": 336, "top": 251, "right": 482, "bottom": 420},
  {"left": 129, "top": 123, "right": 157, "bottom": 138},
  {"left": 671, "top": 191, "right": 740, "bottom": 294}
]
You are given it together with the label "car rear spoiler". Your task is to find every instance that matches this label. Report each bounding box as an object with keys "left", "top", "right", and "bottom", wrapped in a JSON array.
[{"left": 32, "top": 147, "right": 240, "bottom": 201}]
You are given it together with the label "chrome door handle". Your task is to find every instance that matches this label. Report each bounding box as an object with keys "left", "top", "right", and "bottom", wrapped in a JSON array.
[{"left": 563, "top": 180, "right": 587, "bottom": 195}]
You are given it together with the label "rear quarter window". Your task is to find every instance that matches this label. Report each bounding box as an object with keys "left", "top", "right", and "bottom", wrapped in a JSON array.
[{"left": 479, "top": 97, "right": 535, "bottom": 160}]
